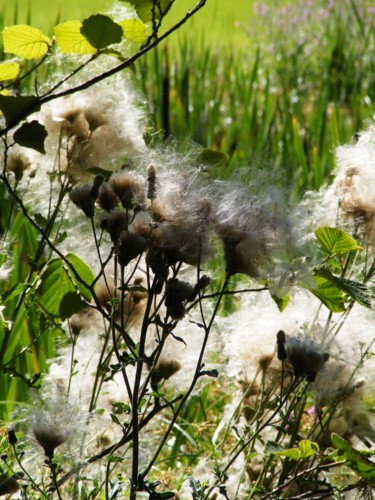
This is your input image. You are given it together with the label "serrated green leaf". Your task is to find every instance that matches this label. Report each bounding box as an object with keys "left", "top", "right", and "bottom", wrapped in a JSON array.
[
  {"left": 0, "top": 62, "right": 21, "bottom": 81},
  {"left": 315, "top": 226, "right": 362, "bottom": 255},
  {"left": 13, "top": 120, "right": 47, "bottom": 154},
  {"left": 3, "top": 25, "right": 51, "bottom": 59},
  {"left": 305, "top": 275, "right": 346, "bottom": 312},
  {"left": 118, "top": 18, "right": 147, "bottom": 43},
  {"left": 314, "top": 268, "right": 372, "bottom": 308},
  {"left": 80, "top": 14, "right": 123, "bottom": 50},
  {"left": 123, "top": 0, "right": 174, "bottom": 23},
  {"left": 35, "top": 254, "right": 94, "bottom": 320},
  {"left": 331, "top": 433, "right": 375, "bottom": 486},
  {"left": 194, "top": 148, "right": 229, "bottom": 168},
  {"left": 54, "top": 21, "right": 96, "bottom": 54},
  {"left": 0, "top": 95, "right": 40, "bottom": 128}
]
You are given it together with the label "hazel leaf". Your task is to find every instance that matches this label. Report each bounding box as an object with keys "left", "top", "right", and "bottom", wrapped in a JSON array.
[
  {"left": 0, "top": 95, "right": 41, "bottom": 127},
  {"left": 305, "top": 275, "right": 346, "bottom": 312},
  {"left": 122, "top": 0, "right": 174, "bottom": 22},
  {"left": 3, "top": 25, "right": 51, "bottom": 59},
  {"left": 13, "top": 120, "right": 47, "bottom": 154},
  {"left": 80, "top": 14, "right": 123, "bottom": 50},
  {"left": 315, "top": 226, "right": 362, "bottom": 255},
  {"left": 314, "top": 268, "right": 372, "bottom": 308},
  {"left": 0, "top": 62, "right": 21, "bottom": 81},
  {"left": 118, "top": 18, "right": 147, "bottom": 43},
  {"left": 35, "top": 253, "right": 94, "bottom": 320},
  {"left": 54, "top": 21, "right": 97, "bottom": 54}
]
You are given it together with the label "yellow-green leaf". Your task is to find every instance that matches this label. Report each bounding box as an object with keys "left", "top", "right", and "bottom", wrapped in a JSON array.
[
  {"left": 3, "top": 25, "right": 51, "bottom": 59},
  {"left": 0, "top": 62, "right": 21, "bottom": 81},
  {"left": 118, "top": 18, "right": 147, "bottom": 43},
  {"left": 54, "top": 21, "right": 96, "bottom": 54},
  {"left": 315, "top": 226, "right": 362, "bottom": 255},
  {"left": 124, "top": 0, "right": 173, "bottom": 23}
]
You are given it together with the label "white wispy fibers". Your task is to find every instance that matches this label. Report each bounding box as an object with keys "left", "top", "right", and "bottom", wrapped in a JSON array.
[{"left": 213, "top": 179, "right": 295, "bottom": 280}]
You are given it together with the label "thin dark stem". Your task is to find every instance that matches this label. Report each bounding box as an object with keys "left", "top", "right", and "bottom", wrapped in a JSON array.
[{"left": 141, "top": 273, "right": 230, "bottom": 480}]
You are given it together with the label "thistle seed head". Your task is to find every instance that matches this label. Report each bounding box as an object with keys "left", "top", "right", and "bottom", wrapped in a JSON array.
[
  {"left": 97, "top": 182, "right": 120, "bottom": 211},
  {"left": 117, "top": 230, "right": 147, "bottom": 267},
  {"left": 151, "top": 358, "right": 182, "bottom": 385},
  {"left": 284, "top": 335, "right": 329, "bottom": 382},
  {"left": 109, "top": 171, "right": 145, "bottom": 210}
]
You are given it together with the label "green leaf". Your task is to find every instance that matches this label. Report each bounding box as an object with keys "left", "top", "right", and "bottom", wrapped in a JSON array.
[
  {"left": 118, "top": 18, "right": 147, "bottom": 43},
  {"left": 123, "top": 0, "right": 174, "bottom": 23},
  {"left": 0, "top": 95, "right": 41, "bottom": 128},
  {"left": 65, "top": 253, "right": 95, "bottom": 302},
  {"left": 299, "top": 440, "right": 319, "bottom": 459},
  {"left": 54, "top": 21, "right": 96, "bottom": 54},
  {"left": 194, "top": 148, "right": 229, "bottom": 168},
  {"left": 13, "top": 120, "right": 47, "bottom": 154},
  {"left": 2, "top": 283, "right": 30, "bottom": 303},
  {"left": 331, "top": 433, "right": 375, "bottom": 486},
  {"left": 271, "top": 293, "right": 290, "bottom": 312},
  {"left": 35, "top": 253, "right": 94, "bottom": 320},
  {"left": 0, "top": 254, "right": 6, "bottom": 266},
  {"left": 0, "top": 62, "right": 21, "bottom": 81},
  {"left": 276, "top": 448, "right": 301, "bottom": 460},
  {"left": 2, "top": 25, "right": 51, "bottom": 59},
  {"left": 305, "top": 275, "right": 346, "bottom": 312},
  {"left": 315, "top": 227, "right": 362, "bottom": 256},
  {"left": 80, "top": 15, "right": 123, "bottom": 50},
  {"left": 314, "top": 268, "right": 372, "bottom": 308}
]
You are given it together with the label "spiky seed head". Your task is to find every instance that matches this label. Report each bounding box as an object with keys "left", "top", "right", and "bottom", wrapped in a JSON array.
[
  {"left": 0, "top": 475, "right": 19, "bottom": 495},
  {"left": 147, "top": 164, "right": 157, "bottom": 200},
  {"left": 69, "top": 181, "right": 99, "bottom": 218},
  {"left": 117, "top": 230, "right": 147, "bottom": 267},
  {"left": 151, "top": 358, "right": 182, "bottom": 385},
  {"left": 97, "top": 182, "right": 120, "bottom": 212}
]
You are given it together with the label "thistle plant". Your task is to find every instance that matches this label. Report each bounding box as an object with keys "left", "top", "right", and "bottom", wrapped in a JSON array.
[{"left": 0, "top": 1, "right": 375, "bottom": 499}]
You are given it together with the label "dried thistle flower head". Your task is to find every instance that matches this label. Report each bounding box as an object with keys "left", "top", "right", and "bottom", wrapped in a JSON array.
[
  {"left": 117, "top": 230, "right": 147, "bottom": 267},
  {"left": 7, "top": 152, "right": 31, "bottom": 181},
  {"left": 101, "top": 211, "right": 129, "bottom": 243},
  {"left": 109, "top": 171, "right": 145, "bottom": 210},
  {"left": 151, "top": 358, "right": 182, "bottom": 385},
  {"left": 147, "top": 164, "right": 157, "bottom": 201},
  {"left": 60, "top": 107, "right": 90, "bottom": 142},
  {"left": 30, "top": 395, "right": 82, "bottom": 459},
  {"left": 0, "top": 474, "right": 19, "bottom": 496},
  {"left": 216, "top": 224, "right": 266, "bottom": 278},
  {"left": 69, "top": 176, "right": 103, "bottom": 218},
  {"left": 284, "top": 335, "right": 329, "bottom": 382},
  {"left": 97, "top": 182, "right": 120, "bottom": 211}
]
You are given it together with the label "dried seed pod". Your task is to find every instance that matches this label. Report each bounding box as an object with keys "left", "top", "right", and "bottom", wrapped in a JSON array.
[
  {"left": 101, "top": 211, "right": 128, "bottom": 243},
  {"left": 97, "top": 182, "right": 120, "bottom": 211},
  {"left": 147, "top": 164, "right": 157, "bottom": 201},
  {"left": 276, "top": 330, "right": 287, "bottom": 361},
  {"left": 117, "top": 230, "right": 146, "bottom": 267},
  {"left": 151, "top": 358, "right": 182, "bottom": 385},
  {"left": 0, "top": 474, "right": 20, "bottom": 495}
]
